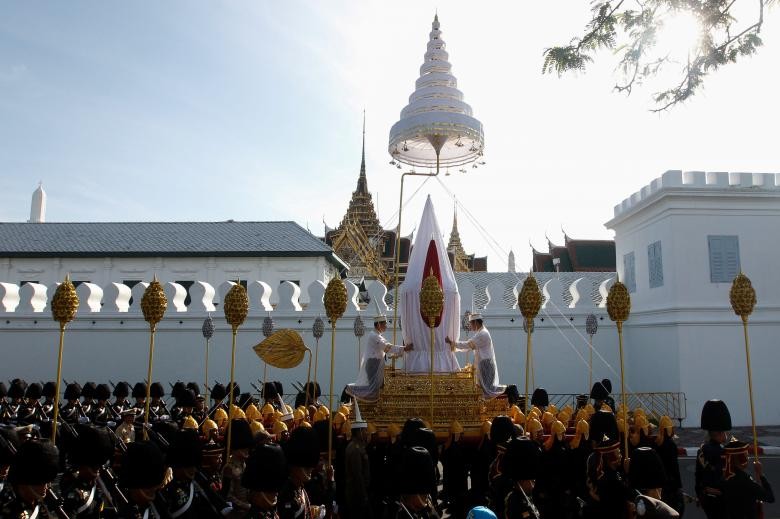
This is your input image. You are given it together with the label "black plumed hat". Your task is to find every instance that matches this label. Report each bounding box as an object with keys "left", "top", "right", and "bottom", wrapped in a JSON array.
[
  {"left": 71, "top": 425, "right": 115, "bottom": 467},
  {"left": 274, "top": 381, "right": 284, "bottom": 397},
  {"left": 42, "top": 381, "right": 57, "bottom": 399},
  {"left": 701, "top": 400, "right": 732, "bottom": 432},
  {"left": 263, "top": 382, "right": 278, "bottom": 400},
  {"left": 120, "top": 441, "right": 166, "bottom": 489},
  {"left": 25, "top": 383, "right": 42, "bottom": 400},
  {"left": 590, "top": 382, "right": 609, "bottom": 401},
  {"left": 171, "top": 381, "right": 186, "bottom": 401},
  {"left": 150, "top": 382, "right": 165, "bottom": 398},
  {"left": 284, "top": 426, "right": 320, "bottom": 468},
  {"left": 242, "top": 444, "right": 288, "bottom": 491},
  {"left": 401, "top": 417, "right": 426, "bottom": 446},
  {"left": 629, "top": 447, "right": 667, "bottom": 490},
  {"left": 81, "top": 382, "right": 97, "bottom": 399},
  {"left": 0, "top": 427, "right": 20, "bottom": 465},
  {"left": 531, "top": 387, "right": 549, "bottom": 408},
  {"left": 9, "top": 440, "right": 59, "bottom": 485},
  {"left": 176, "top": 389, "right": 197, "bottom": 408},
  {"left": 64, "top": 382, "right": 82, "bottom": 400},
  {"left": 490, "top": 415, "right": 515, "bottom": 445},
  {"left": 8, "top": 380, "right": 26, "bottom": 399},
  {"left": 229, "top": 419, "right": 254, "bottom": 451},
  {"left": 95, "top": 384, "right": 111, "bottom": 401},
  {"left": 589, "top": 410, "right": 618, "bottom": 443},
  {"left": 601, "top": 379, "right": 613, "bottom": 393},
  {"left": 185, "top": 382, "right": 201, "bottom": 396},
  {"left": 503, "top": 438, "right": 542, "bottom": 481},
  {"left": 167, "top": 429, "right": 202, "bottom": 468},
  {"left": 226, "top": 383, "right": 240, "bottom": 401},
  {"left": 211, "top": 383, "right": 226, "bottom": 402},
  {"left": 132, "top": 382, "right": 147, "bottom": 399},
  {"left": 238, "top": 393, "right": 253, "bottom": 409},
  {"left": 409, "top": 428, "right": 437, "bottom": 462},
  {"left": 0, "top": 382, "right": 6, "bottom": 398},
  {"left": 113, "top": 381, "right": 130, "bottom": 398},
  {"left": 397, "top": 446, "right": 436, "bottom": 495}
]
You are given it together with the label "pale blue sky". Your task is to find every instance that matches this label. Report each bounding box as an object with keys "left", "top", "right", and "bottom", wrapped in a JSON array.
[{"left": 2, "top": 1, "right": 778, "bottom": 270}]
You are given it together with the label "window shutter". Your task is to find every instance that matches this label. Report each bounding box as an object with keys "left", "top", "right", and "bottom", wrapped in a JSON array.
[
  {"left": 648, "top": 241, "right": 663, "bottom": 288},
  {"left": 708, "top": 236, "right": 740, "bottom": 283},
  {"left": 623, "top": 252, "right": 636, "bottom": 293}
]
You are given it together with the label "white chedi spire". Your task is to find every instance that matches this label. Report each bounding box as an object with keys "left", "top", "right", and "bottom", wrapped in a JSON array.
[
  {"left": 389, "top": 14, "right": 484, "bottom": 169},
  {"left": 29, "top": 182, "right": 46, "bottom": 223},
  {"left": 508, "top": 249, "right": 516, "bottom": 273}
]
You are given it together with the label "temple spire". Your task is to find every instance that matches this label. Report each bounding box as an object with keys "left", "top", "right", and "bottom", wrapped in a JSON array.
[{"left": 357, "top": 110, "right": 368, "bottom": 194}]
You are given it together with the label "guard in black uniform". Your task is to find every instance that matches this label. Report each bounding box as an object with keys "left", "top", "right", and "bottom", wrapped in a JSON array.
[
  {"left": 722, "top": 439, "right": 775, "bottom": 519},
  {"left": 441, "top": 421, "right": 467, "bottom": 519},
  {"left": 90, "top": 384, "right": 113, "bottom": 426},
  {"left": 118, "top": 440, "right": 167, "bottom": 518},
  {"left": 0, "top": 439, "right": 60, "bottom": 518},
  {"left": 383, "top": 446, "right": 440, "bottom": 519},
  {"left": 161, "top": 429, "right": 220, "bottom": 518},
  {"left": 487, "top": 416, "right": 515, "bottom": 519},
  {"left": 627, "top": 445, "right": 682, "bottom": 518},
  {"left": 41, "top": 382, "right": 57, "bottom": 418},
  {"left": 60, "top": 424, "right": 115, "bottom": 518},
  {"left": 695, "top": 399, "right": 732, "bottom": 519},
  {"left": 112, "top": 381, "right": 131, "bottom": 415},
  {"left": 502, "top": 437, "right": 542, "bottom": 519},
  {"left": 278, "top": 426, "right": 322, "bottom": 519},
  {"left": 584, "top": 435, "right": 631, "bottom": 519},
  {"left": 242, "top": 443, "right": 289, "bottom": 518}
]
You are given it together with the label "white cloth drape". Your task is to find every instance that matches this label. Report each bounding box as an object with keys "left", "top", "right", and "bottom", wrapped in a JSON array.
[{"left": 399, "top": 196, "right": 462, "bottom": 373}]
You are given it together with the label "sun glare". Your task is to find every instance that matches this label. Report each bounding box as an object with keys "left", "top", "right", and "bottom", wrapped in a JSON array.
[{"left": 655, "top": 10, "right": 702, "bottom": 61}]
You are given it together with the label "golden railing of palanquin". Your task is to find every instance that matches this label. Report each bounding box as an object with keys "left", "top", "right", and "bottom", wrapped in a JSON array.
[{"left": 358, "top": 366, "right": 509, "bottom": 441}]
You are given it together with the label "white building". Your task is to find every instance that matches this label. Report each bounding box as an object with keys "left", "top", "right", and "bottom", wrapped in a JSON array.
[{"left": 606, "top": 170, "right": 780, "bottom": 427}]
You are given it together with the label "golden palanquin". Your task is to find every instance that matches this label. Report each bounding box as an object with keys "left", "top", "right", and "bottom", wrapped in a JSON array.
[{"left": 359, "top": 367, "right": 508, "bottom": 441}]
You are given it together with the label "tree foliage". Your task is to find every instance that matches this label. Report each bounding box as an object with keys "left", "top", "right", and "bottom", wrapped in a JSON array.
[{"left": 543, "top": 1, "right": 776, "bottom": 111}]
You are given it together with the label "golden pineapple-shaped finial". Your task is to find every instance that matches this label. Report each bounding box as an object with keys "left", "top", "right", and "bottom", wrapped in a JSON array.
[
  {"left": 519, "top": 272, "right": 542, "bottom": 324},
  {"left": 606, "top": 276, "right": 631, "bottom": 325},
  {"left": 730, "top": 272, "right": 756, "bottom": 323},
  {"left": 51, "top": 274, "right": 79, "bottom": 330},
  {"left": 141, "top": 276, "right": 168, "bottom": 331},
  {"left": 224, "top": 282, "right": 249, "bottom": 331},
  {"left": 420, "top": 271, "right": 444, "bottom": 327},
  {"left": 324, "top": 277, "right": 347, "bottom": 323}
]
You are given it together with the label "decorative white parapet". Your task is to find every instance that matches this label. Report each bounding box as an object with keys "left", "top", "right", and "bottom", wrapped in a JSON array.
[
  {"left": 18, "top": 282, "right": 48, "bottom": 313},
  {"left": 76, "top": 282, "right": 103, "bottom": 313},
  {"left": 343, "top": 280, "right": 361, "bottom": 316},
  {"left": 188, "top": 281, "right": 216, "bottom": 313},
  {"left": 542, "top": 278, "right": 565, "bottom": 311},
  {"left": 129, "top": 282, "right": 149, "bottom": 313},
  {"left": 164, "top": 282, "right": 188, "bottom": 313},
  {"left": 484, "top": 279, "right": 507, "bottom": 311},
  {"left": 248, "top": 281, "right": 273, "bottom": 313},
  {"left": 103, "top": 282, "right": 131, "bottom": 312},
  {"left": 0, "top": 282, "right": 20, "bottom": 312},
  {"left": 569, "top": 277, "right": 596, "bottom": 309},
  {"left": 276, "top": 281, "right": 302, "bottom": 312},
  {"left": 366, "top": 280, "right": 390, "bottom": 314}
]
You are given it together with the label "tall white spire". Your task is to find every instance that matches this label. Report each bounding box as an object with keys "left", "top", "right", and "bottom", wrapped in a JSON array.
[
  {"left": 508, "top": 249, "right": 516, "bottom": 273},
  {"left": 388, "top": 14, "right": 484, "bottom": 169},
  {"left": 29, "top": 182, "right": 46, "bottom": 223}
]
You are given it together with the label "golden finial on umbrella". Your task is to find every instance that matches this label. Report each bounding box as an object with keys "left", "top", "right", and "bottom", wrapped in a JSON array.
[
  {"left": 50, "top": 274, "right": 79, "bottom": 441},
  {"left": 606, "top": 275, "right": 631, "bottom": 461},
  {"left": 141, "top": 276, "right": 168, "bottom": 438},
  {"left": 420, "top": 271, "right": 444, "bottom": 426},
  {"left": 223, "top": 281, "right": 249, "bottom": 463},
  {"left": 323, "top": 277, "right": 347, "bottom": 471},
  {"left": 519, "top": 272, "right": 542, "bottom": 411},
  {"left": 730, "top": 271, "right": 760, "bottom": 470}
]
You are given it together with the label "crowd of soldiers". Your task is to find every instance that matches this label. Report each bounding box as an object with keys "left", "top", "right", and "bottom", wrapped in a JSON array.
[{"left": 0, "top": 376, "right": 774, "bottom": 519}]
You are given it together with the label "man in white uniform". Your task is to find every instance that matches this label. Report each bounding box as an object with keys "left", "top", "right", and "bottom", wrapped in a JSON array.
[
  {"left": 347, "top": 315, "right": 413, "bottom": 401},
  {"left": 445, "top": 313, "right": 506, "bottom": 399}
]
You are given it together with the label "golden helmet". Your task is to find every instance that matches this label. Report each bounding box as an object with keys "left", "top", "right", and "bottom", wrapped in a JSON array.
[
  {"left": 261, "top": 403, "right": 275, "bottom": 418},
  {"left": 245, "top": 403, "right": 261, "bottom": 421},
  {"left": 530, "top": 405, "right": 542, "bottom": 417},
  {"left": 508, "top": 405, "right": 522, "bottom": 421},
  {"left": 634, "top": 414, "right": 649, "bottom": 435},
  {"left": 449, "top": 420, "right": 464, "bottom": 435},
  {"left": 213, "top": 408, "right": 228, "bottom": 426},
  {"left": 633, "top": 407, "right": 646, "bottom": 418},
  {"left": 514, "top": 409, "right": 526, "bottom": 426},
  {"left": 230, "top": 405, "right": 246, "bottom": 421},
  {"left": 548, "top": 404, "right": 558, "bottom": 415},
  {"left": 273, "top": 410, "right": 283, "bottom": 422},
  {"left": 298, "top": 420, "right": 312, "bottom": 428},
  {"left": 338, "top": 404, "right": 350, "bottom": 417},
  {"left": 659, "top": 415, "right": 673, "bottom": 432},
  {"left": 333, "top": 412, "right": 347, "bottom": 432},
  {"left": 526, "top": 418, "right": 543, "bottom": 436},
  {"left": 273, "top": 420, "right": 288, "bottom": 435},
  {"left": 182, "top": 415, "right": 198, "bottom": 430},
  {"left": 387, "top": 424, "right": 401, "bottom": 438},
  {"left": 576, "top": 419, "right": 590, "bottom": 438},
  {"left": 551, "top": 420, "right": 566, "bottom": 440},
  {"left": 541, "top": 411, "right": 555, "bottom": 427},
  {"left": 557, "top": 410, "right": 571, "bottom": 424},
  {"left": 313, "top": 408, "right": 329, "bottom": 423},
  {"left": 201, "top": 418, "right": 218, "bottom": 435},
  {"left": 561, "top": 405, "right": 574, "bottom": 416},
  {"left": 285, "top": 404, "right": 294, "bottom": 414},
  {"left": 250, "top": 420, "right": 267, "bottom": 435},
  {"left": 480, "top": 420, "right": 493, "bottom": 437},
  {"left": 584, "top": 404, "right": 596, "bottom": 416},
  {"left": 575, "top": 409, "right": 589, "bottom": 423},
  {"left": 293, "top": 408, "right": 306, "bottom": 422},
  {"left": 318, "top": 405, "right": 330, "bottom": 417}
]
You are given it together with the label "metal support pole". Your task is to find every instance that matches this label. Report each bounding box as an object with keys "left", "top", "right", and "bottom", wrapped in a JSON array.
[
  {"left": 226, "top": 328, "right": 238, "bottom": 462},
  {"left": 143, "top": 326, "right": 157, "bottom": 441},
  {"left": 51, "top": 326, "right": 66, "bottom": 442}
]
